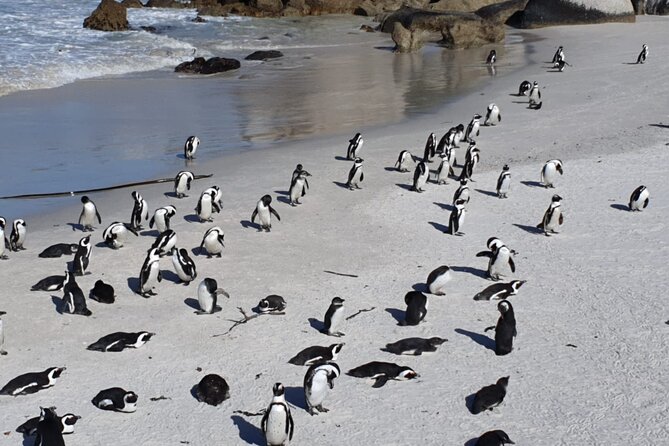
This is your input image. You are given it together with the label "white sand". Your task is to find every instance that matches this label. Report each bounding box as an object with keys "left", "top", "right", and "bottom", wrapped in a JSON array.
[{"left": 1, "top": 16, "right": 668, "bottom": 446}]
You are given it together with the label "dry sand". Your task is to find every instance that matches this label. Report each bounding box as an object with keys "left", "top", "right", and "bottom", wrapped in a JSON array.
[{"left": 1, "top": 16, "right": 668, "bottom": 446}]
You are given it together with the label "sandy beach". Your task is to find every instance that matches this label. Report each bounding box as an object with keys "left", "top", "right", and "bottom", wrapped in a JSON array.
[{"left": 1, "top": 15, "right": 668, "bottom": 446}]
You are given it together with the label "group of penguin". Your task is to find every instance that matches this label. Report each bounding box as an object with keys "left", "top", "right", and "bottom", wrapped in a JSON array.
[{"left": 0, "top": 42, "right": 655, "bottom": 446}]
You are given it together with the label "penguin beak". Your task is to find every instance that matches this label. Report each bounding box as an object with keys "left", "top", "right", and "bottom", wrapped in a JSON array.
[
  {"left": 0, "top": 311, "right": 6, "bottom": 316},
  {"left": 216, "top": 289, "right": 230, "bottom": 298}
]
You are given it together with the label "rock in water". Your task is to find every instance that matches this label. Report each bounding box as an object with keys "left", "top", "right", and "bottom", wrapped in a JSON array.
[
  {"left": 392, "top": 22, "right": 430, "bottom": 52},
  {"left": 245, "top": 50, "right": 284, "bottom": 61},
  {"left": 121, "top": 0, "right": 143, "bottom": 8},
  {"left": 83, "top": 0, "right": 129, "bottom": 32},
  {"left": 511, "top": 0, "right": 635, "bottom": 28},
  {"left": 175, "top": 57, "right": 241, "bottom": 74}
]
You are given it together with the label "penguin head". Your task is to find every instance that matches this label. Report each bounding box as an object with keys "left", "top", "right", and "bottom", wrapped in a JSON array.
[
  {"left": 398, "top": 367, "right": 419, "bottom": 380},
  {"left": 473, "top": 114, "right": 482, "bottom": 120},
  {"left": 0, "top": 217, "right": 5, "bottom": 229},
  {"left": 261, "top": 194, "right": 272, "bottom": 206},
  {"left": 60, "top": 414, "right": 81, "bottom": 433},
  {"left": 131, "top": 191, "right": 140, "bottom": 201},
  {"left": 81, "top": 196, "right": 90, "bottom": 204},
  {"left": 497, "top": 376, "right": 510, "bottom": 389},
  {"left": 510, "top": 280, "right": 526, "bottom": 291},
  {"left": 487, "top": 237, "right": 503, "bottom": 251},
  {"left": 460, "top": 179, "right": 468, "bottom": 186},
  {"left": 39, "top": 407, "right": 59, "bottom": 421},
  {"left": 428, "top": 337, "right": 447, "bottom": 346},
  {"left": 456, "top": 124, "right": 465, "bottom": 131},
  {"left": 330, "top": 343, "right": 345, "bottom": 357},
  {"left": 330, "top": 297, "right": 345, "bottom": 306},
  {"left": 354, "top": 157, "right": 364, "bottom": 164},
  {"left": 137, "top": 332, "right": 155, "bottom": 343},
  {"left": 488, "top": 430, "right": 515, "bottom": 444},
  {"left": 124, "top": 391, "right": 139, "bottom": 404},
  {"left": 0, "top": 311, "right": 5, "bottom": 316},
  {"left": 272, "top": 382, "right": 285, "bottom": 397},
  {"left": 502, "top": 164, "right": 510, "bottom": 171},
  {"left": 552, "top": 194, "right": 563, "bottom": 202},
  {"left": 146, "top": 247, "right": 161, "bottom": 261},
  {"left": 47, "top": 367, "right": 66, "bottom": 380},
  {"left": 14, "top": 219, "right": 26, "bottom": 229},
  {"left": 498, "top": 300, "right": 513, "bottom": 314},
  {"left": 79, "top": 235, "right": 91, "bottom": 246},
  {"left": 202, "top": 278, "right": 219, "bottom": 294}
]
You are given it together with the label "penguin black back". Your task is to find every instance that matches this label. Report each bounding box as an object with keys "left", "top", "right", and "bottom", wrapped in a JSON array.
[
  {"left": 195, "top": 374, "right": 230, "bottom": 406},
  {"left": 34, "top": 407, "right": 65, "bottom": 446},
  {"left": 400, "top": 291, "right": 427, "bottom": 326},
  {"left": 494, "top": 300, "right": 516, "bottom": 356}
]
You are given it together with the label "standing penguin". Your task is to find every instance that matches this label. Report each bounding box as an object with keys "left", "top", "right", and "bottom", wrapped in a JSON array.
[
  {"left": 475, "top": 430, "right": 515, "bottom": 446},
  {"left": 10, "top": 219, "right": 27, "bottom": 251},
  {"left": 196, "top": 278, "right": 229, "bottom": 314},
  {"left": 78, "top": 196, "right": 102, "bottom": 232},
  {"left": 411, "top": 161, "right": 429, "bottom": 192},
  {"left": 261, "top": 383, "right": 294, "bottom": 446},
  {"left": 629, "top": 185, "right": 650, "bottom": 211},
  {"left": 290, "top": 164, "right": 311, "bottom": 191},
  {"left": 150, "top": 229, "right": 177, "bottom": 257},
  {"left": 62, "top": 271, "right": 91, "bottom": 316},
  {"left": 195, "top": 190, "right": 220, "bottom": 223},
  {"left": 251, "top": 195, "right": 281, "bottom": 232},
  {"left": 484, "top": 103, "right": 501, "bottom": 126},
  {"left": 199, "top": 226, "right": 225, "bottom": 258},
  {"left": 496, "top": 165, "right": 511, "bottom": 199},
  {"left": 400, "top": 291, "right": 428, "bottom": 326},
  {"left": 461, "top": 144, "right": 480, "bottom": 181},
  {"left": 537, "top": 194, "right": 564, "bottom": 236},
  {"left": 395, "top": 150, "right": 415, "bottom": 173},
  {"left": 346, "top": 133, "right": 363, "bottom": 160},
  {"left": 322, "top": 297, "right": 345, "bottom": 337},
  {"left": 464, "top": 114, "right": 481, "bottom": 142},
  {"left": 486, "top": 49, "right": 496, "bottom": 65},
  {"left": 472, "top": 376, "right": 510, "bottom": 414},
  {"left": 304, "top": 362, "right": 340, "bottom": 415},
  {"left": 636, "top": 44, "right": 648, "bottom": 64},
  {"left": 486, "top": 300, "right": 516, "bottom": 356},
  {"left": 518, "top": 80, "right": 531, "bottom": 96},
  {"left": 478, "top": 244, "right": 515, "bottom": 281},
  {"left": 345, "top": 157, "right": 364, "bottom": 190},
  {"left": 426, "top": 265, "right": 452, "bottom": 295},
  {"left": 171, "top": 248, "right": 197, "bottom": 284},
  {"left": 528, "top": 81, "right": 542, "bottom": 109},
  {"left": 149, "top": 205, "right": 177, "bottom": 233},
  {"left": 174, "top": 170, "right": 194, "bottom": 198},
  {"left": 447, "top": 199, "right": 467, "bottom": 235},
  {"left": 138, "top": 248, "right": 162, "bottom": 297},
  {"left": 289, "top": 170, "right": 309, "bottom": 206},
  {"left": 435, "top": 152, "right": 451, "bottom": 185},
  {"left": 453, "top": 179, "right": 470, "bottom": 205},
  {"left": 541, "top": 159, "right": 563, "bottom": 188},
  {"left": 203, "top": 185, "right": 224, "bottom": 211},
  {"left": 34, "top": 406, "right": 65, "bottom": 446},
  {"left": 0, "top": 217, "right": 7, "bottom": 259},
  {"left": 552, "top": 46, "right": 564, "bottom": 64},
  {"left": 102, "top": 222, "right": 138, "bottom": 249},
  {"left": 0, "top": 311, "right": 6, "bottom": 355},
  {"left": 184, "top": 135, "right": 200, "bottom": 160},
  {"left": 71, "top": 235, "right": 92, "bottom": 276},
  {"left": 130, "top": 191, "right": 149, "bottom": 230},
  {"left": 423, "top": 133, "right": 436, "bottom": 162}
]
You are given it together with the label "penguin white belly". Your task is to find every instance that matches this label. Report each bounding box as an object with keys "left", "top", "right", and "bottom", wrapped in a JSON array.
[
  {"left": 429, "top": 272, "right": 452, "bottom": 295},
  {"left": 306, "top": 373, "right": 329, "bottom": 408},
  {"left": 471, "top": 122, "right": 480, "bottom": 137},
  {"left": 0, "top": 319, "right": 5, "bottom": 352},
  {"left": 172, "top": 257, "right": 188, "bottom": 281},
  {"left": 119, "top": 401, "right": 137, "bottom": 413},
  {"left": 328, "top": 309, "right": 343, "bottom": 334},
  {"left": 458, "top": 210, "right": 466, "bottom": 229},
  {"left": 142, "top": 263, "right": 159, "bottom": 292},
  {"left": 258, "top": 207, "right": 272, "bottom": 227},
  {"left": 437, "top": 160, "right": 450, "bottom": 184},
  {"left": 198, "top": 293, "right": 214, "bottom": 313},
  {"left": 81, "top": 203, "right": 96, "bottom": 226},
  {"left": 632, "top": 189, "right": 650, "bottom": 210},
  {"left": 489, "top": 251, "right": 510, "bottom": 279},
  {"left": 155, "top": 214, "right": 167, "bottom": 233},
  {"left": 529, "top": 89, "right": 540, "bottom": 104},
  {"left": 15, "top": 227, "right": 26, "bottom": 248},
  {"left": 416, "top": 173, "right": 428, "bottom": 190},
  {"left": 498, "top": 177, "right": 511, "bottom": 196},
  {"left": 140, "top": 201, "right": 149, "bottom": 221},
  {"left": 542, "top": 164, "right": 557, "bottom": 187},
  {"left": 0, "top": 229, "right": 5, "bottom": 258},
  {"left": 265, "top": 407, "right": 289, "bottom": 445},
  {"left": 487, "top": 109, "right": 499, "bottom": 125},
  {"left": 199, "top": 200, "right": 213, "bottom": 221},
  {"left": 204, "top": 234, "right": 223, "bottom": 255},
  {"left": 545, "top": 208, "right": 562, "bottom": 232},
  {"left": 114, "top": 227, "right": 128, "bottom": 247},
  {"left": 289, "top": 181, "right": 305, "bottom": 204}
]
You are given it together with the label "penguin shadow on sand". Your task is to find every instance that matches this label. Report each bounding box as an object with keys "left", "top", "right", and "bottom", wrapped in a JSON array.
[
  {"left": 231, "top": 415, "right": 264, "bottom": 446},
  {"left": 50, "top": 295, "right": 64, "bottom": 314},
  {"left": 385, "top": 308, "right": 406, "bottom": 325},
  {"left": 161, "top": 270, "right": 181, "bottom": 284},
  {"left": 163, "top": 191, "right": 179, "bottom": 198},
  {"left": 395, "top": 183, "right": 414, "bottom": 192},
  {"left": 648, "top": 123, "right": 669, "bottom": 129},
  {"left": 183, "top": 214, "right": 202, "bottom": 223},
  {"left": 95, "top": 241, "right": 109, "bottom": 249},
  {"left": 127, "top": 277, "right": 141, "bottom": 294},
  {"left": 284, "top": 386, "right": 308, "bottom": 411},
  {"left": 308, "top": 318, "right": 325, "bottom": 333},
  {"left": 428, "top": 221, "right": 450, "bottom": 233},
  {"left": 450, "top": 265, "right": 488, "bottom": 279},
  {"left": 275, "top": 196, "right": 291, "bottom": 205},
  {"left": 140, "top": 229, "right": 160, "bottom": 237},
  {"left": 334, "top": 155, "right": 349, "bottom": 161},
  {"left": 464, "top": 438, "right": 480, "bottom": 446},
  {"left": 454, "top": 328, "right": 496, "bottom": 352},
  {"left": 610, "top": 203, "right": 630, "bottom": 211},
  {"left": 332, "top": 181, "right": 351, "bottom": 190},
  {"left": 184, "top": 298, "right": 221, "bottom": 314},
  {"left": 433, "top": 202, "right": 454, "bottom": 211},
  {"left": 67, "top": 223, "right": 85, "bottom": 232},
  {"left": 512, "top": 223, "right": 544, "bottom": 235},
  {"left": 412, "top": 283, "right": 429, "bottom": 293},
  {"left": 240, "top": 220, "right": 261, "bottom": 230},
  {"left": 474, "top": 188, "right": 498, "bottom": 198},
  {"left": 273, "top": 189, "right": 290, "bottom": 196},
  {"left": 520, "top": 180, "right": 543, "bottom": 188}
]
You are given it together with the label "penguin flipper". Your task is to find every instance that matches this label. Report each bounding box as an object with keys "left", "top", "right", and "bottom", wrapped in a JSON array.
[
  {"left": 559, "top": 214, "right": 564, "bottom": 225},
  {"left": 157, "top": 270, "right": 163, "bottom": 282},
  {"left": 360, "top": 172, "right": 364, "bottom": 182},
  {"left": 476, "top": 251, "right": 493, "bottom": 258},
  {"left": 372, "top": 376, "right": 389, "bottom": 388},
  {"left": 96, "top": 210, "right": 102, "bottom": 224},
  {"left": 251, "top": 208, "right": 258, "bottom": 223},
  {"left": 149, "top": 216, "right": 155, "bottom": 229},
  {"left": 508, "top": 257, "right": 516, "bottom": 273},
  {"left": 643, "top": 198, "right": 649, "bottom": 209},
  {"left": 269, "top": 206, "right": 281, "bottom": 221}
]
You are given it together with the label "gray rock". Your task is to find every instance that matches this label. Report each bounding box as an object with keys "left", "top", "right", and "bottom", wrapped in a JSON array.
[
  {"left": 511, "top": 0, "right": 635, "bottom": 28},
  {"left": 175, "top": 57, "right": 241, "bottom": 74},
  {"left": 244, "top": 50, "right": 284, "bottom": 61},
  {"left": 83, "top": 0, "right": 129, "bottom": 32}
]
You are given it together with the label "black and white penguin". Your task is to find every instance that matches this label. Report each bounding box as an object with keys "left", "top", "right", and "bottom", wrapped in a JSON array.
[
  {"left": 464, "top": 114, "right": 481, "bottom": 143},
  {"left": 473, "top": 280, "right": 526, "bottom": 301},
  {"left": 383, "top": 337, "right": 447, "bottom": 356},
  {"left": 541, "top": 159, "right": 563, "bottom": 188},
  {"left": 10, "top": 219, "right": 27, "bottom": 251},
  {"left": 484, "top": 103, "right": 501, "bottom": 126},
  {"left": 196, "top": 278, "right": 229, "bottom": 314},
  {"left": 184, "top": 135, "right": 200, "bottom": 160},
  {"left": 149, "top": 205, "right": 177, "bottom": 233},
  {"left": 290, "top": 164, "right": 311, "bottom": 191},
  {"left": 195, "top": 374, "right": 230, "bottom": 406},
  {"left": 31, "top": 275, "right": 66, "bottom": 292},
  {"left": 475, "top": 429, "right": 515, "bottom": 446},
  {"left": 34, "top": 406, "right": 65, "bottom": 446},
  {"left": 257, "top": 295, "right": 287, "bottom": 313},
  {"left": 203, "top": 185, "right": 224, "bottom": 211},
  {"left": 0, "top": 367, "right": 66, "bottom": 396},
  {"left": 87, "top": 331, "right": 154, "bottom": 352},
  {"left": 453, "top": 179, "right": 470, "bottom": 204},
  {"left": 130, "top": 191, "right": 149, "bottom": 230},
  {"left": 90, "top": 280, "right": 115, "bottom": 304},
  {"left": 0, "top": 311, "right": 5, "bottom": 355},
  {"left": 78, "top": 196, "right": 102, "bottom": 232},
  {"left": 261, "top": 383, "right": 294, "bottom": 446},
  {"left": 629, "top": 185, "right": 650, "bottom": 211},
  {"left": 528, "top": 81, "right": 542, "bottom": 109},
  {"left": 16, "top": 409, "right": 80, "bottom": 437},
  {"left": 346, "top": 362, "right": 418, "bottom": 388},
  {"left": 411, "top": 161, "right": 429, "bottom": 192},
  {"left": 477, "top": 241, "right": 516, "bottom": 281},
  {"left": 288, "top": 343, "right": 344, "bottom": 366},
  {"left": 171, "top": 247, "right": 197, "bottom": 284},
  {"left": 434, "top": 152, "right": 451, "bottom": 185},
  {"left": 304, "top": 361, "right": 340, "bottom": 415},
  {"left": 346, "top": 157, "right": 364, "bottom": 190},
  {"left": 251, "top": 195, "right": 281, "bottom": 232},
  {"left": 636, "top": 44, "right": 648, "bottom": 64},
  {"left": 496, "top": 165, "right": 511, "bottom": 198},
  {"left": 395, "top": 150, "right": 415, "bottom": 172},
  {"left": 487, "top": 300, "right": 516, "bottom": 356},
  {"left": 400, "top": 291, "right": 428, "bottom": 326},
  {"left": 486, "top": 49, "right": 497, "bottom": 65},
  {"left": 102, "top": 222, "right": 138, "bottom": 249},
  {"left": 537, "top": 194, "right": 564, "bottom": 236},
  {"left": 436, "top": 129, "right": 453, "bottom": 155},
  {"left": 447, "top": 199, "right": 467, "bottom": 235},
  {"left": 346, "top": 132, "right": 363, "bottom": 160},
  {"left": 463, "top": 142, "right": 480, "bottom": 178},
  {"left": 554, "top": 59, "right": 571, "bottom": 72},
  {"left": 62, "top": 271, "right": 91, "bottom": 316},
  {"left": 517, "top": 80, "right": 531, "bottom": 96},
  {"left": 199, "top": 226, "right": 225, "bottom": 258},
  {"left": 0, "top": 217, "right": 7, "bottom": 259},
  {"left": 38, "top": 243, "right": 79, "bottom": 258},
  {"left": 452, "top": 123, "right": 465, "bottom": 148},
  {"left": 426, "top": 265, "right": 452, "bottom": 295},
  {"left": 71, "top": 235, "right": 92, "bottom": 276},
  {"left": 138, "top": 247, "right": 162, "bottom": 297},
  {"left": 472, "top": 376, "right": 509, "bottom": 414},
  {"left": 174, "top": 171, "right": 194, "bottom": 198},
  {"left": 289, "top": 170, "right": 309, "bottom": 206},
  {"left": 423, "top": 133, "right": 437, "bottom": 162},
  {"left": 195, "top": 189, "right": 220, "bottom": 223},
  {"left": 322, "top": 297, "right": 345, "bottom": 337},
  {"left": 150, "top": 229, "right": 177, "bottom": 257},
  {"left": 552, "top": 45, "right": 564, "bottom": 64},
  {"left": 92, "top": 388, "right": 138, "bottom": 412}
]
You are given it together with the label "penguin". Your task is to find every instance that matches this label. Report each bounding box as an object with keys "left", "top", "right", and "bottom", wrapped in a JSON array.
[
  {"left": 87, "top": 331, "right": 154, "bottom": 352},
  {"left": 486, "top": 49, "right": 496, "bottom": 65},
  {"left": 453, "top": 179, "right": 470, "bottom": 204},
  {"left": 484, "top": 103, "right": 501, "bottom": 126},
  {"left": 196, "top": 278, "right": 229, "bottom": 314},
  {"left": 195, "top": 374, "right": 230, "bottom": 406},
  {"left": 518, "top": 80, "right": 531, "bottom": 96},
  {"left": 322, "top": 297, "right": 345, "bottom": 337},
  {"left": 257, "top": 295, "right": 287, "bottom": 313},
  {"left": 411, "top": 161, "right": 429, "bottom": 192},
  {"left": 537, "top": 194, "right": 564, "bottom": 236},
  {"left": 38, "top": 243, "right": 79, "bottom": 258},
  {"left": 199, "top": 226, "right": 225, "bottom": 257},
  {"left": 528, "top": 81, "right": 542, "bottom": 109},
  {"left": 629, "top": 185, "right": 650, "bottom": 211},
  {"left": 472, "top": 376, "right": 509, "bottom": 414},
  {"left": 138, "top": 247, "right": 162, "bottom": 297},
  {"left": 383, "top": 337, "right": 447, "bottom": 356},
  {"left": 304, "top": 361, "right": 340, "bottom": 415},
  {"left": 89, "top": 280, "right": 115, "bottom": 304},
  {"left": 434, "top": 152, "right": 451, "bottom": 185},
  {"left": 426, "top": 265, "right": 451, "bottom": 295},
  {"left": 552, "top": 45, "right": 564, "bottom": 64},
  {"left": 78, "top": 196, "right": 102, "bottom": 231},
  {"left": 345, "top": 157, "right": 364, "bottom": 190},
  {"left": 485, "top": 245, "right": 516, "bottom": 281},
  {"left": 452, "top": 123, "right": 465, "bottom": 148},
  {"left": 541, "top": 159, "right": 563, "bottom": 188},
  {"left": 71, "top": 235, "right": 92, "bottom": 276},
  {"left": 475, "top": 430, "right": 515, "bottom": 446},
  {"left": 251, "top": 195, "right": 281, "bottom": 232},
  {"left": 436, "top": 129, "right": 452, "bottom": 156},
  {"left": 261, "top": 383, "right": 294, "bottom": 446},
  {"left": 130, "top": 191, "right": 149, "bottom": 230},
  {"left": 174, "top": 170, "right": 194, "bottom": 198},
  {"left": 171, "top": 247, "right": 197, "bottom": 284},
  {"left": 554, "top": 59, "right": 571, "bottom": 72},
  {"left": 10, "top": 219, "right": 27, "bottom": 251},
  {"left": 184, "top": 135, "right": 200, "bottom": 160},
  {"left": 447, "top": 199, "right": 467, "bottom": 235},
  {"left": 400, "top": 291, "right": 428, "bottom": 326},
  {"left": 290, "top": 164, "right": 311, "bottom": 191},
  {"left": 195, "top": 189, "right": 220, "bottom": 223},
  {"left": 473, "top": 280, "right": 526, "bottom": 301},
  {"left": 31, "top": 275, "right": 66, "bottom": 292},
  {"left": 34, "top": 406, "right": 65, "bottom": 446},
  {"left": 0, "top": 311, "right": 5, "bottom": 356},
  {"left": 0, "top": 367, "right": 66, "bottom": 396},
  {"left": 463, "top": 142, "right": 480, "bottom": 178},
  {"left": 150, "top": 229, "right": 177, "bottom": 257},
  {"left": 289, "top": 170, "right": 309, "bottom": 206},
  {"left": 395, "top": 150, "right": 415, "bottom": 172},
  {"left": 0, "top": 217, "right": 7, "bottom": 259},
  {"left": 92, "top": 388, "right": 138, "bottom": 412},
  {"left": 464, "top": 114, "right": 481, "bottom": 143},
  {"left": 485, "top": 300, "right": 516, "bottom": 356},
  {"left": 636, "top": 44, "right": 648, "bottom": 64},
  {"left": 346, "top": 132, "right": 363, "bottom": 160},
  {"left": 423, "top": 133, "right": 436, "bottom": 162},
  {"left": 149, "top": 205, "right": 177, "bottom": 233},
  {"left": 288, "top": 343, "right": 344, "bottom": 366},
  {"left": 203, "top": 185, "right": 224, "bottom": 211},
  {"left": 346, "top": 362, "right": 418, "bottom": 388},
  {"left": 16, "top": 409, "right": 80, "bottom": 437},
  {"left": 62, "top": 271, "right": 91, "bottom": 316},
  {"left": 102, "top": 221, "right": 138, "bottom": 249},
  {"left": 496, "top": 165, "right": 511, "bottom": 198}
]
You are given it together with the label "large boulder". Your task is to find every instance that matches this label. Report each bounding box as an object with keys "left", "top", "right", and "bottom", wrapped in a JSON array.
[
  {"left": 249, "top": 0, "right": 283, "bottom": 13},
  {"left": 510, "top": 0, "right": 635, "bottom": 28},
  {"left": 121, "top": 0, "right": 144, "bottom": 7},
  {"left": 175, "top": 57, "right": 241, "bottom": 74},
  {"left": 392, "top": 21, "right": 431, "bottom": 52},
  {"left": 83, "top": 0, "right": 129, "bottom": 31}
]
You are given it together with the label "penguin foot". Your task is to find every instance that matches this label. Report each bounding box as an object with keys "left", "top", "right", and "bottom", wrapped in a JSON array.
[
  {"left": 0, "top": 350, "right": 7, "bottom": 356},
  {"left": 0, "top": 256, "right": 8, "bottom": 260},
  {"left": 317, "top": 405, "right": 329, "bottom": 413}
]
